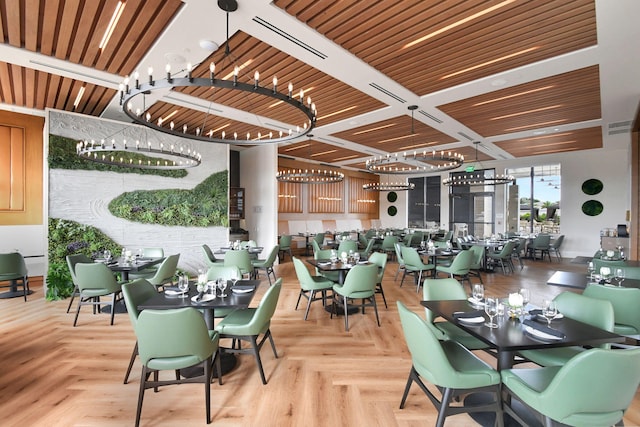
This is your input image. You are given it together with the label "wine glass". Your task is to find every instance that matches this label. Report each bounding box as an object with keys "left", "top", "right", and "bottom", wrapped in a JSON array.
[
  {"left": 484, "top": 297, "right": 498, "bottom": 328},
  {"left": 103, "top": 249, "right": 111, "bottom": 262},
  {"left": 519, "top": 288, "right": 530, "bottom": 310},
  {"left": 472, "top": 284, "right": 484, "bottom": 304},
  {"left": 615, "top": 268, "right": 626, "bottom": 287},
  {"left": 542, "top": 299, "right": 558, "bottom": 327},
  {"left": 177, "top": 275, "right": 189, "bottom": 297},
  {"left": 220, "top": 278, "right": 229, "bottom": 298},
  {"left": 587, "top": 261, "right": 595, "bottom": 280}
]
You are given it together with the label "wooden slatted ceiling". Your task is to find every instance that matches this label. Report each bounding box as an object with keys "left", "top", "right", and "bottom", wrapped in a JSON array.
[
  {"left": 278, "top": 140, "right": 367, "bottom": 164},
  {"left": 0, "top": 62, "right": 116, "bottom": 115},
  {"left": 495, "top": 126, "right": 602, "bottom": 158},
  {"left": 274, "top": 0, "right": 596, "bottom": 96},
  {"left": 171, "top": 31, "right": 385, "bottom": 131},
  {"left": 0, "top": 0, "right": 182, "bottom": 75},
  {"left": 331, "top": 113, "right": 457, "bottom": 154},
  {"left": 438, "top": 66, "right": 601, "bottom": 137}
]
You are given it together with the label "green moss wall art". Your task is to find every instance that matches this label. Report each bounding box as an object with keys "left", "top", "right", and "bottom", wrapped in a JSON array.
[{"left": 582, "top": 200, "right": 603, "bottom": 216}]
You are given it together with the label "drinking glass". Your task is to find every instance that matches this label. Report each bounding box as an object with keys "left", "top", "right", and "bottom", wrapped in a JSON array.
[
  {"left": 587, "top": 261, "right": 595, "bottom": 280},
  {"left": 353, "top": 252, "right": 361, "bottom": 263},
  {"left": 177, "top": 275, "right": 189, "bottom": 297},
  {"left": 220, "top": 279, "right": 229, "bottom": 297},
  {"left": 615, "top": 268, "right": 625, "bottom": 287},
  {"left": 542, "top": 299, "right": 558, "bottom": 327},
  {"left": 519, "top": 288, "right": 530, "bottom": 309},
  {"left": 472, "top": 284, "right": 484, "bottom": 303},
  {"left": 103, "top": 249, "right": 111, "bottom": 261},
  {"left": 484, "top": 297, "right": 498, "bottom": 328}
]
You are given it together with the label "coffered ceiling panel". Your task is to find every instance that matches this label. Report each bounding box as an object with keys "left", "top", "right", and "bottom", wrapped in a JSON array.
[
  {"left": 438, "top": 66, "right": 601, "bottom": 137},
  {"left": 494, "top": 126, "right": 603, "bottom": 157},
  {"left": 279, "top": 140, "right": 367, "bottom": 164}
]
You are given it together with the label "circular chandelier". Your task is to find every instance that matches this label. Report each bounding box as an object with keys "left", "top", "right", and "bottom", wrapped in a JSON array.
[
  {"left": 363, "top": 181, "right": 415, "bottom": 192},
  {"left": 276, "top": 168, "right": 344, "bottom": 184},
  {"left": 119, "top": 0, "right": 316, "bottom": 146},
  {"left": 76, "top": 138, "right": 201, "bottom": 170},
  {"left": 365, "top": 105, "right": 463, "bottom": 174}
]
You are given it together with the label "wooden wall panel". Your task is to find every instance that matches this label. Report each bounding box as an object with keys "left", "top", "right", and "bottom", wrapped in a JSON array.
[
  {"left": 278, "top": 181, "right": 303, "bottom": 213},
  {"left": 0, "top": 110, "right": 44, "bottom": 225},
  {"left": 309, "top": 182, "right": 343, "bottom": 213},
  {"left": 349, "top": 177, "right": 378, "bottom": 214}
]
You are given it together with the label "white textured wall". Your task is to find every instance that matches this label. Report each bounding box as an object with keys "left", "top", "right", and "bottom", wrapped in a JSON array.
[{"left": 47, "top": 110, "right": 229, "bottom": 275}]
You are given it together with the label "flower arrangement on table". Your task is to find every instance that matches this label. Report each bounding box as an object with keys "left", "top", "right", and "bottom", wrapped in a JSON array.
[{"left": 507, "top": 292, "right": 524, "bottom": 318}]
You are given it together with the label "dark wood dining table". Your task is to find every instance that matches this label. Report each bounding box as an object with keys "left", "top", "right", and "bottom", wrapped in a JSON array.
[
  {"left": 547, "top": 270, "right": 640, "bottom": 289},
  {"left": 104, "top": 256, "right": 164, "bottom": 281},
  {"left": 421, "top": 299, "right": 625, "bottom": 370},
  {"left": 307, "top": 258, "right": 354, "bottom": 285},
  {"left": 138, "top": 279, "right": 261, "bottom": 376}
]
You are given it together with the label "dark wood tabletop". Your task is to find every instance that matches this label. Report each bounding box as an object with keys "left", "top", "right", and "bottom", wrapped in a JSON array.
[
  {"left": 547, "top": 270, "right": 640, "bottom": 289},
  {"left": 105, "top": 256, "right": 164, "bottom": 281},
  {"left": 421, "top": 299, "right": 625, "bottom": 370},
  {"left": 307, "top": 258, "right": 360, "bottom": 284}
]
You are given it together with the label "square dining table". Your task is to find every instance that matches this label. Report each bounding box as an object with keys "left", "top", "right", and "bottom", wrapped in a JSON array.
[
  {"left": 104, "top": 256, "right": 164, "bottom": 281},
  {"left": 547, "top": 270, "right": 640, "bottom": 289},
  {"left": 421, "top": 299, "right": 625, "bottom": 370}
]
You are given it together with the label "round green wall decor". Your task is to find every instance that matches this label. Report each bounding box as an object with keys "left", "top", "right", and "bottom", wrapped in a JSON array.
[
  {"left": 387, "top": 206, "right": 397, "bottom": 216},
  {"left": 582, "top": 200, "right": 603, "bottom": 216},
  {"left": 581, "top": 179, "right": 603, "bottom": 195},
  {"left": 387, "top": 191, "right": 398, "bottom": 203}
]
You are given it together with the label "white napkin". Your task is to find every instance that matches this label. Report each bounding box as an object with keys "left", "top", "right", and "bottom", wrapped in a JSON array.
[
  {"left": 165, "top": 289, "right": 186, "bottom": 296},
  {"left": 524, "top": 325, "right": 563, "bottom": 340}
]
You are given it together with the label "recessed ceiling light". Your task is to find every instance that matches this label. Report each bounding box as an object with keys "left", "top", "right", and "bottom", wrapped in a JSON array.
[
  {"left": 199, "top": 39, "right": 219, "bottom": 52},
  {"left": 164, "top": 52, "right": 187, "bottom": 65}
]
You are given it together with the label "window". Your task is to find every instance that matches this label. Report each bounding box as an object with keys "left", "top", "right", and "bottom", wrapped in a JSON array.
[
  {"left": 408, "top": 176, "right": 441, "bottom": 228},
  {"left": 507, "top": 165, "right": 561, "bottom": 234}
]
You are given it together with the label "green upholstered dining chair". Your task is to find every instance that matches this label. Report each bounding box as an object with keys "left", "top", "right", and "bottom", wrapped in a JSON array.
[
  {"left": 278, "top": 235, "right": 293, "bottom": 262},
  {"left": 73, "top": 262, "right": 124, "bottom": 326},
  {"left": 127, "top": 248, "right": 165, "bottom": 280},
  {"left": 527, "top": 234, "right": 551, "bottom": 261},
  {"left": 330, "top": 264, "right": 380, "bottom": 331},
  {"left": 121, "top": 279, "right": 158, "bottom": 384},
  {"left": 358, "top": 233, "right": 369, "bottom": 250},
  {"left": 487, "top": 240, "right": 517, "bottom": 274},
  {"left": 368, "top": 251, "right": 388, "bottom": 308},
  {"left": 223, "top": 249, "right": 253, "bottom": 278},
  {"left": 202, "top": 244, "right": 223, "bottom": 267},
  {"left": 511, "top": 238, "right": 526, "bottom": 269},
  {"left": 337, "top": 239, "right": 357, "bottom": 254},
  {"left": 397, "top": 301, "right": 502, "bottom": 427},
  {"left": 215, "top": 279, "right": 282, "bottom": 384},
  {"left": 251, "top": 244, "right": 279, "bottom": 285},
  {"left": 380, "top": 235, "right": 399, "bottom": 260},
  {"left": 292, "top": 257, "right": 334, "bottom": 320},
  {"left": 0, "top": 252, "right": 29, "bottom": 301},
  {"left": 394, "top": 242, "right": 406, "bottom": 282},
  {"left": 311, "top": 232, "right": 325, "bottom": 252},
  {"left": 422, "top": 278, "right": 489, "bottom": 350},
  {"left": 65, "top": 253, "right": 92, "bottom": 313},
  {"left": 502, "top": 347, "right": 640, "bottom": 427},
  {"left": 205, "top": 264, "right": 242, "bottom": 319},
  {"left": 592, "top": 257, "right": 627, "bottom": 275},
  {"left": 583, "top": 284, "right": 640, "bottom": 336},
  {"left": 311, "top": 239, "right": 322, "bottom": 256},
  {"left": 468, "top": 245, "right": 485, "bottom": 286},
  {"left": 147, "top": 253, "right": 180, "bottom": 290},
  {"left": 434, "top": 249, "right": 473, "bottom": 286},
  {"left": 400, "top": 246, "right": 435, "bottom": 293},
  {"left": 548, "top": 234, "right": 565, "bottom": 261},
  {"left": 518, "top": 291, "right": 614, "bottom": 367},
  {"left": 134, "top": 307, "right": 221, "bottom": 427},
  {"left": 358, "top": 238, "right": 375, "bottom": 259},
  {"left": 314, "top": 248, "right": 341, "bottom": 283}
]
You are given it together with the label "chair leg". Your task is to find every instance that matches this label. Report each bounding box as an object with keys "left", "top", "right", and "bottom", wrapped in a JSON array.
[
  {"left": 372, "top": 296, "right": 380, "bottom": 327},
  {"left": 343, "top": 295, "right": 349, "bottom": 331},
  {"left": 135, "top": 366, "right": 148, "bottom": 427},
  {"left": 295, "top": 290, "right": 304, "bottom": 311},
  {"left": 304, "top": 290, "right": 315, "bottom": 320},
  {"left": 124, "top": 341, "right": 138, "bottom": 384},
  {"left": 399, "top": 368, "right": 416, "bottom": 409},
  {"left": 66, "top": 284, "right": 79, "bottom": 313},
  {"left": 376, "top": 283, "right": 388, "bottom": 308},
  {"left": 435, "top": 387, "right": 454, "bottom": 427},
  {"left": 110, "top": 293, "right": 117, "bottom": 325},
  {"left": 204, "top": 355, "right": 212, "bottom": 424},
  {"left": 73, "top": 296, "right": 83, "bottom": 327},
  {"left": 266, "top": 329, "right": 278, "bottom": 358},
  {"left": 250, "top": 335, "right": 268, "bottom": 385}
]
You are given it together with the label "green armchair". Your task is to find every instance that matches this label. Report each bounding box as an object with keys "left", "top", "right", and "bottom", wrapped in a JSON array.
[
  {"left": 330, "top": 264, "right": 380, "bottom": 331},
  {"left": 293, "top": 257, "right": 334, "bottom": 320},
  {"left": 583, "top": 283, "right": 640, "bottom": 336},
  {"left": 73, "top": 262, "right": 124, "bottom": 326}
]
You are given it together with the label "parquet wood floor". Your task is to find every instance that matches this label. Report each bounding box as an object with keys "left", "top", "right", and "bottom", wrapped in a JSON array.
[{"left": 1, "top": 255, "right": 639, "bottom": 426}]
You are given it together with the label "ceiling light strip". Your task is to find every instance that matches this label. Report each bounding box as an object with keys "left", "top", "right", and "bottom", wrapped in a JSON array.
[
  {"left": 369, "top": 83, "right": 406, "bottom": 103},
  {"left": 99, "top": 1, "right": 126, "bottom": 50},
  {"left": 252, "top": 17, "right": 328, "bottom": 59}
]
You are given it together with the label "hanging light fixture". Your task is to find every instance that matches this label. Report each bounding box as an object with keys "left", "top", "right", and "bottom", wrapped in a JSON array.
[
  {"left": 276, "top": 135, "right": 344, "bottom": 183},
  {"left": 120, "top": 0, "right": 316, "bottom": 146},
  {"left": 443, "top": 141, "right": 515, "bottom": 186},
  {"left": 366, "top": 105, "right": 464, "bottom": 174},
  {"left": 363, "top": 177, "right": 415, "bottom": 192}
]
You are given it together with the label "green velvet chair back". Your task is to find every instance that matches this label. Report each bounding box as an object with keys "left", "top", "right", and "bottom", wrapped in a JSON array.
[
  {"left": 360, "top": 238, "right": 375, "bottom": 257},
  {"left": 583, "top": 284, "right": 640, "bottom": 335},
  {"left": 226, "top": 279, "right": 282, "bottom": 336},
  {"left": 122, "top": 279, "right": 158, "bottom": 328},
  {"left": 422, "top": 278, "right": 467, "bottom": 327},
  {"left": 368, "top": 251, "right": 387, "bottom": 283},
  {"left": 66, "top": 253, "right": 92, "bottom": 285},
  {"left": 223, "top": 249, "right": 252, "bottom": 276},
  {"left": 75, "top": 262, "right": 121, "bottom": 293},
  {"left": 494, "top": 240, "right": 517, "bottom": 258},
  {"left": 279, "top": 235, "right": 292, "bottom": 250},
  {"left": 136, "top": 307, "right": 217, "bottom": 368},
  {"left": 202, "top": 244, "right": 219, "bottom": 266},
  {"left": 554, "top": 291, "right": 614, "bottom": 339},
  {"left": 293, "top": 257, "right": 330, "bottom": 291},
  {"left": 506, "top": 347, "right": 640, "bottom": 426},
  {"left": 315, "top": 249, "right": 334, "bottom": 260},
  {"left": 550, "top": 235, "right": 564, "bottom": 250},
  {"left": 313, "top": 232, "right": 325, "bottom": 246},
  {"left": 311, "top": 239, "right": 322, "bottom": 255},
  {"left": 394, "top": 242, "right": 405, "bottom": 267},
  {"left": 531, "top": 234, "right": 551, "bottom": 249},
  {"left": 337, "top": 239, "right": 357, "bottom": 254},
  {"left": 401, "top": 246, "right": 427, "bottom": 268},
  {"left": 441, "top": 249, "right": 472, "bottom": 275},
  {"left": 0, "top": 252, "right": 28, "bottom": 280},
  {"left": 468, "top": 245, "right": 484, "bottom": 269},
  {"left": 206, "top": 265, "right": 241, "bottom": 281},
  {"left": 358, "top": 233, "right": 369, "bottom": 249},
  {"left": 381, "top": 235, "right": 399, "bottom": 251},
  {"left": 337, "top": 264, "right": 377, "bottom": 297},
  {"left": 148, "top": 253, "right": 180, "bottom": 286},
  {"left": 263, "top": 244, "right": 280, "bottom": 265}
]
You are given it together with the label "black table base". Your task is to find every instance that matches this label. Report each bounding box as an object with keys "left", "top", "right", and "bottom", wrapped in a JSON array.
[
  {"left": 180, "top": 353, "right": 237, "bottom": 379},
  {"left": 324, "top": 303, "right": 360, "bottom": 315},
  {"left": 100, "top": 300, "right": 128, "bottom": 314},
  {"left": 0, "top": 289, "right": 33, "bottom": 299},
  {"left": 464, "top": 393, "right": 541, "bottom": 427}
]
